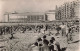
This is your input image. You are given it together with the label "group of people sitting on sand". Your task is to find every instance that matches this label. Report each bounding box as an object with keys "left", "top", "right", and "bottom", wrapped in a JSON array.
[{"left": 28, "top": 35, "right": 65, "bottom": 51}]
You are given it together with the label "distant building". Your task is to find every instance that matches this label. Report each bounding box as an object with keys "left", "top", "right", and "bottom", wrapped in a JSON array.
[
  {"left": 4, "top": 12, "right": 48, "bottom": 22},
  {"left": 46, "top": 10, "right": 55, "bottom": 21},
  {"left": 55, "top": 0, "right": 79, "bottom": 20}
]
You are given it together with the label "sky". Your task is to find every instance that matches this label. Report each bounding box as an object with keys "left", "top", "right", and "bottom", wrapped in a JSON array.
[{"left": 0, "top": 0, "right": 76, "bottom": 21}]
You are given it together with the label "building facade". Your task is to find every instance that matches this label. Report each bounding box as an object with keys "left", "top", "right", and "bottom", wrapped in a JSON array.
[
  {"left": 4, "top": 12, "right": 48, "bottom": 22},
  {"left": 55, "top": 0, "right": 79, "bottom": 20}
]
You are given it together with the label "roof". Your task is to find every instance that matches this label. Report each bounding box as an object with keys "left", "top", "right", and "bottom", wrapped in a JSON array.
[{"left": 8, "top": 12, "right": 45, "bottom": 16}]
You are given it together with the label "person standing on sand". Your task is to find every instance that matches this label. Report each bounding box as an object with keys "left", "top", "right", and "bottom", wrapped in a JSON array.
[
  {"left": 42, "top": 39, "right": 50, "bottom": 51},
  {"left": 29, "top": 42, "right": 39, "bottom": 51}
]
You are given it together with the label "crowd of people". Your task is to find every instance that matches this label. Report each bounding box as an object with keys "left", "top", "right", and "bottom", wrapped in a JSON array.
[
  {"left": 28, "top": 35, "right": 66, "bottom": 51},
  {"left": 0, "top": 21, "right": 79, "bottom": 51},
  {"left": 0, "top": 22, "right": 79, "bottom": 40},
  {"left": 0, "top": 24, "right": 79, "bottom": 34}
]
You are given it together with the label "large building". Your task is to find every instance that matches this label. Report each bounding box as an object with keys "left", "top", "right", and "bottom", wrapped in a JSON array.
[
  {"left": 55, "top": 0, "right": 79, "bottom": 20},
  {"left": 4, "top": 12, "right": 48, "bottom": 22}
]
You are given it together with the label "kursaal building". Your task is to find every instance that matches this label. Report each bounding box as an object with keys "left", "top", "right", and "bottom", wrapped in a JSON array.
[
  {"left": 4, "top": 12, "right": 48, "bottom": 23},
  {"left": 4, "top": 10, "right": 55, "bottom": 23}
]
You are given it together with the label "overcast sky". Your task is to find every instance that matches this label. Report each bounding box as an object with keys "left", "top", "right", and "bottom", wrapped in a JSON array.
[{"left": 0, "top": 0, "right": 76, "bottom": 21}]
